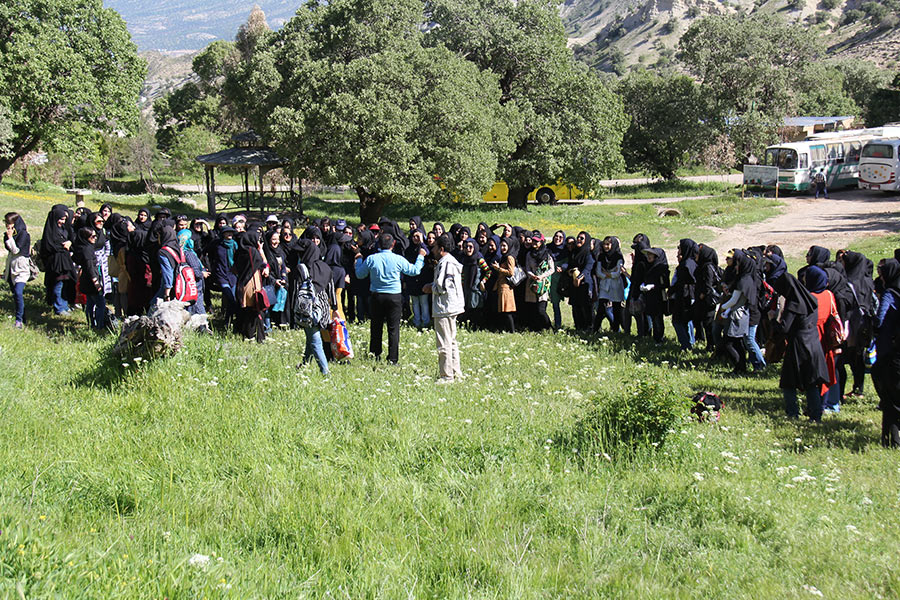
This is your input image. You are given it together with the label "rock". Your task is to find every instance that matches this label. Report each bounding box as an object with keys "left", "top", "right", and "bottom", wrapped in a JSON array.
[
  {"left": 112, "top": 300, "right": 208, "bottom": 359},
  {"left": 657, "top": 207, "right": 682, "bottom": 217}
]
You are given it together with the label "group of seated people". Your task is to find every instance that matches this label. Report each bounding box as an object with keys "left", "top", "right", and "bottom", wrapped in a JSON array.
[{"left": 3, "top": 205, "right": 900, "bottom": 447}]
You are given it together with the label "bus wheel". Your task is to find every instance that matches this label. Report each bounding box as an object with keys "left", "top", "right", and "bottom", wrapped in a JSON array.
[{"left": 536, "top": 187, "right": 556, "bottom": 205}]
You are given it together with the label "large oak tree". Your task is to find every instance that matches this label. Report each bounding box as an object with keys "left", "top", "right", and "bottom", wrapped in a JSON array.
[{"left": 0, "top": 0, "right": 145, "bottom": 181}]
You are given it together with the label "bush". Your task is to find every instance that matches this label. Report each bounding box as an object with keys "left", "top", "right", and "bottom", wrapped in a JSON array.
[
  {"left": 662, "top": 17, "right": 679, "bottom": 34},
  {"left": 811, "top": 10, "right": 831, "bottom": 23},
  {"left": 566, "top": 379, "right": 689, "bottom": 454},
  {"left": 879, "top": 13, "right": 899, "bottom": 28},
  {"left": 789, "top": 0, "right": 805, "bottom": 10},
  {"left": 841, "top": 9, "right": 864, "bottom": 23},
  {"left": 821, "top": 0, "right": 839, "bottom": 9}
]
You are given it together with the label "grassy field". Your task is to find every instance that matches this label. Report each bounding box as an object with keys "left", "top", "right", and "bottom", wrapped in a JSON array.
[{"left": 1, "top": 182, "right": 898, "bottom": 598}]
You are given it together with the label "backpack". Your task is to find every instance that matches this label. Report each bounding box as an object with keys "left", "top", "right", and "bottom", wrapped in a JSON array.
[
  {"left": 161, "top": 246, "right": 198, "bottom": 303},
  {"left": 690, "top": 391, "right": 723, "bottom": 423},
  {"left": 293, "top": 264, "right": 330, "bottom": 329}
]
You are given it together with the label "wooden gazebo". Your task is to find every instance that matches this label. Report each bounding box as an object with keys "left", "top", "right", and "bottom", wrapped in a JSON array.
[{"left": 195, "top": 131, "right": 299, "bottom": 215}]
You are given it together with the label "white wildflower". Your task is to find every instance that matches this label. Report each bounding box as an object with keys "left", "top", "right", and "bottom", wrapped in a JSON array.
[
  {"left": 862, "top": 496, "right": 873, "bottom": 505},
  {"left": 802, "top": 584, "right": 824, "bottom": 597},
  {"left": 846, "top": 525, "right": 860, "bottom": 534},
  {"left": 692, "top": 472, "right": 705, "bottom": 482},
  {"left": 188, "top": 553, "right": 210, "bottom": 569}
]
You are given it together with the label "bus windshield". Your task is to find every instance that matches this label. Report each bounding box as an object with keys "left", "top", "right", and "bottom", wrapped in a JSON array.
[
  {"left": 862, "top": 143, "right": 895, "bottom": 159},
  {"left": 765, "top": 148, "right": 798, "bottom": 170},
  {"left": 766, "top": 148, "right": 797, "bottom": 169}
]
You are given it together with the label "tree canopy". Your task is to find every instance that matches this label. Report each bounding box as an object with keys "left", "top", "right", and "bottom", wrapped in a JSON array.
[
  {"left": 0, "top": 0, "right": 146, "bottom": 180},
  {"left": 617, "top": 70, "right": 707, "bottom": 180},
  {"left": 426, "top": 0, "right": 628, "bottom": 207}
]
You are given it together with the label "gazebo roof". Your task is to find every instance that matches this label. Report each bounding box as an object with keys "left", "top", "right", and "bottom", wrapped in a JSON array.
[{"left": 195, "top": 147, "right": 289, "bottom": 168}]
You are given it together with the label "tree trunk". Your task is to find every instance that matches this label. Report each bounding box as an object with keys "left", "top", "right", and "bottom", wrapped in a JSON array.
[
  {"left": 507, "top": 186, "right": 530, "bottom": 210},
  {"left": 357, "top": 187, "right": 390, "bottom": 224}
]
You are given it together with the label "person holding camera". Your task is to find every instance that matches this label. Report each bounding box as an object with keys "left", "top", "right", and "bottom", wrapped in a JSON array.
[{"left": 423, "top": 234, "right": 465, "bottom": 382}]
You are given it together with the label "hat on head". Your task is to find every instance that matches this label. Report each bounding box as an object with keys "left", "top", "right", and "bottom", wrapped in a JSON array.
[
  {"left": 369, "top": 224, "right": 380, "bottom": 231},
  {"left": 335, "top": 219, "right": 347, "bottom": 230},
  {"left": 266, "top": 214, "right": 279, "bottom": 224},
  {"left": 232, "top": 214, "right": 246, "bottom": 225}
]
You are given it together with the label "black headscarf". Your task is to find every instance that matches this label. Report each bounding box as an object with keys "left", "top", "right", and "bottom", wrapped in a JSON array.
[
  {"left": 109, "top": 215, "right": 132, "bottom": 256},
  {"left": 732, "top": 249, "right": 757, "bottom": 301},
  {"left": 297, "top": 238, "right": 332, "bottom": 292},
  {"left": 592, "top": 236, "right": 617, "bottom": 271},
  {"left": 765, "top": 254, "right": 787, "bottom": 282},
  {"left": 802, "top": 265, "right": 828, "bottom": 294},
  {"left": 569, "top": 231, "right": 593, "bottom": 272},
  {"left": 882, "top": 259, "right": 900, "bottom": 294},
  {"left": 807, "top": 245, "right": 830, "bottom": 265},
  {"left": 842, "top": 250, "right": 875, "bottom": 311},
  {"left": 262, "top": 229, "right": 287, "bottom": 280},
  {"left": 485, "top": 234, "right": 502, "bottom": 265},
  {"left": 6, "top": 214, "right": 31, "bottom": 258},
  {"left": 234, "top": 229, "right": 265, "bottom": 289},
  {"left": 529, "top": 232, "right": 549, "bottom": 264},
  {"left": 135, "top": 208, "right": 151, "bottom": 231},
  {"left": 697, "top": 244, "right": 718, "bottom": 268}
]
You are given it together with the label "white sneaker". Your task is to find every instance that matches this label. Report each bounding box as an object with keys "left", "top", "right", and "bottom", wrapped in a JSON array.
[{"left": 436, "top": 377, "right": 455, "bottom": 384}]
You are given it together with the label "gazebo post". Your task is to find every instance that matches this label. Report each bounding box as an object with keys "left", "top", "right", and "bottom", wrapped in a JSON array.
[
  {"left": 243, "top": 169, "right": 250, "bottom": 211},
  {"left": 259, "top": 166, "right": 268, "bottom": 212},
  {"left": 207, "top": 167, "right": 217, "bottom": 216}
]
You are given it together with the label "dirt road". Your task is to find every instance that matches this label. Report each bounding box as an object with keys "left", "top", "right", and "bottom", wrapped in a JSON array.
[{"left": 707, "top": 188, "right": 900, "bottom": 258}]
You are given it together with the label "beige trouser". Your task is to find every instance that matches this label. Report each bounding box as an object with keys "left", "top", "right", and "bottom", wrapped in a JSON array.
[{"left": 434, "top": 315, "right": 462, "bottom": 380}]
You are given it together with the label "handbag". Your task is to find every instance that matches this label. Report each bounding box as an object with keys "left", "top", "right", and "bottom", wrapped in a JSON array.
[
  {"left": 468, "top": 288, "right": 483, "bottom": 309},
  {"left": 27, "top": 257, "right": 41, "bottom": 282},
  {"left": 329, "top": 316, "right": 354, "bottom": 360},
  {"left": 509, "top": 265, "right": 526, "bottom": 287},
  {"left": 823, "top": 313, "right": 845, "bottom": 351}
]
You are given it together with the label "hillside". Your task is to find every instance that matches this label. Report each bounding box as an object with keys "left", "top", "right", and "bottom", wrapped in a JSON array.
[
  {"left": 106, "top": 0, "right": 298, "bottom": 51},
  {"left": 139, "top": 50, "right": 197, "bottom": 109},
  {"left": 566, "top": 0, "right": 900, "bottom": 72}
]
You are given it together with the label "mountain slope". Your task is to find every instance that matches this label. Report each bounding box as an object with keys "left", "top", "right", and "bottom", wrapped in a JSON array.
[{"left": 106, "top": 0, "right": 298, "bottom": 51}]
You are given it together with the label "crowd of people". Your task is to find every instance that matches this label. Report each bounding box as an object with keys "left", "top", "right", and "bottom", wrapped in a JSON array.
[{"left": 3, "top": 205, "right": 900, "bottom": 446}]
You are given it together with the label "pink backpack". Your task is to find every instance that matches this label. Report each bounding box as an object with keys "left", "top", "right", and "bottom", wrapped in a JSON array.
[{"left": 161, "top": 246, "right": 198, "bottom": 303}]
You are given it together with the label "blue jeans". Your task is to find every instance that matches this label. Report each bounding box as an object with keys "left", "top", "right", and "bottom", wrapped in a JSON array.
[
  {"left": 551, "top": 300, "right": 562, "bottom": 330},
  {"left": 410, "top": 294, "right": 430, "bottom": 328},
  {"left": 823, "top": 383, "right": 841, "bottom": 412},
  {"left": 743, "top": 324, "right": 766, "bottom": 369},
  {"left": 85, "top": 293, "right": 107, "bottom": 330},
  {"left": 221, "top": 284, "right": 237, "bottom": 325},
  {"left": 783, "top": 386, "right": 823, "bottom": 421},
  {"left": 304, "top": 326, "right": 329, "bottom": 375},
  {"left": 51, "top": 279, "right": 70, "bottom": 314},
  {"left": 12, "top": 281, "right": 25, "bottom": 323},
  {"left": 672, "top": 318, "right": 695, "bottom": 349}
]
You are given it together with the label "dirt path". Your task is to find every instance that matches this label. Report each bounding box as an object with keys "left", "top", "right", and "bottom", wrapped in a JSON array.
[{"left": 707, "top": 189, "right": 900, "bottom": 258}]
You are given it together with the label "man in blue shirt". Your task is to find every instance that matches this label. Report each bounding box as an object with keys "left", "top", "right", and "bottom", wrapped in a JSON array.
[{"left": 355, "top": 233, "right": 426, "bottom": 363}]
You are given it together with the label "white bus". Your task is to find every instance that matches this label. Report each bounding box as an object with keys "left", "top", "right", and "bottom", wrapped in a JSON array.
[
  {"left": 858, "top": 138, "right": 900, "bottom": 192},
  {"left": 760, "top": 126, "right": 900, "bottom": 193}
]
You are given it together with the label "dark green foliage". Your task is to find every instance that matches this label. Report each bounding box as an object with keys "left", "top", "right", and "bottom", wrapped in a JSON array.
[
  {"left": 618, "top": 70, "right": 708, "bottom": 179},
  {"left": 841, "top": 9, "right": 865, "bottom": 24},
  {"left": 569, "top": 379, "right": 689, "bottom": 453},
  {"left": 0, "top": 0, "right": 145, "bottom": 179},
  {"left": 820, "top": 0, "right": 839, "bottom": 9}
]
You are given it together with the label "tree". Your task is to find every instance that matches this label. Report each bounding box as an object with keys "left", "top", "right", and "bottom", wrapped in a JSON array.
[
  {"left": 169, "top": 125, "right": 220, "bottom": 189},
  {"left": 47, "top": 123, "right": 105, "bottom": 188},
  {"left": 238, "top": 0, "right": 515, "bottom": 222},
  {"left": 426, "top": 0, "right": 628, "bottom": 208},
  {"left": 617, "top": 70, "right": 707, "bottom": 179},
  {"left": 0, "top": 0, "right": 146, "bottom": 182},
  {"left": 678, "top": 14, "right": 823, "bottom": 160},
  {"left": 866, "top": 72, "right": 900, "bottom": 127}
]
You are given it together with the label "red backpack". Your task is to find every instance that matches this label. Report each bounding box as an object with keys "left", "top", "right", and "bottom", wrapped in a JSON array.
[{"left": 161, "top": 246, "right": 198, "bottom": 303}]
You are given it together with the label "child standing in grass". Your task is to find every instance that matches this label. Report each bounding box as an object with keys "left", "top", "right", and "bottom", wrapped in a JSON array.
[{"left": 4, "top": 212, "right": 31, "bottom": 329}]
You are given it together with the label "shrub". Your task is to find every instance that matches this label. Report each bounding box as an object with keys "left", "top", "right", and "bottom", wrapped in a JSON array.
[
  {"left": 789, "top": 0, "right": 805, "bottom": 10},
  {"left": 821, "top": 0, "right": 839, "bottom": 9},
  {"left": 811, "top": 10, "right": 831, "bottom": 23},
  {"left": 879, "top": 13, "right": 899, "bottom": 28},
  {"left": 841, "top": 9, "right": 864, "bottom": 23},
  {"left": 662, "top": 17, "right": 679, "bottom": 34},
  {"left": 566, "top": 379, "right": 689, "bottom": 454}
]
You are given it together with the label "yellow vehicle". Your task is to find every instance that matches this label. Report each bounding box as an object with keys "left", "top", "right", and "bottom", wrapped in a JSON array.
[{"left": 482, "top": 181, "right": 587, "bottom": 204}]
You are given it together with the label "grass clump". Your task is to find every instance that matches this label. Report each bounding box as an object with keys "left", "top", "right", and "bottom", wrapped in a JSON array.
[{"left": 566, "top": 378, "right": 690, "bottom": 455}]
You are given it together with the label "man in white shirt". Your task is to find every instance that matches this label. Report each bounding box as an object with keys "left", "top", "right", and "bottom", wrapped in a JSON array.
[{"left": 424, "top": 234, "right": 465, "bottom": 382}]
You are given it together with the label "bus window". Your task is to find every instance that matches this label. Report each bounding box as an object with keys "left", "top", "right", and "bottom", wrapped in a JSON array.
[
  {"left": 799, "top": 153, "right": 808, "bottom": 169},
  {"left": 862, "top": 143, "right": 894, "bottom": 159},
  {"left": 810, "top": 145, "right": 826, "bottom": 167},
  {"left": 765, "top": 148, "right": 798, "bottom": 169},
  {"left": 826, "top": 143, "right": 844, "bottom": 163},
  {"left": 846, "top": 141, "right": 861, "bottom": 163}
]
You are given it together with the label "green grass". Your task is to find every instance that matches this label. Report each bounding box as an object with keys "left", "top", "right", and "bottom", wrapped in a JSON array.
[
  {"left": 1, "top": 181, "right": 897, "bottom": 598},
  {"left": 0, "top": 289, "right": 897, "bottom": 598}
]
